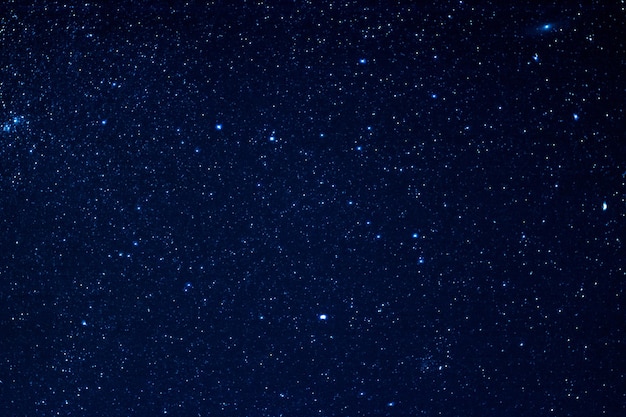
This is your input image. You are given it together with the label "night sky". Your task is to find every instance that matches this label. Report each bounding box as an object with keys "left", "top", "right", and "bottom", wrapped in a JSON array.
[{"left": 1, "top": 1, "right": 624, "bottom": 416}]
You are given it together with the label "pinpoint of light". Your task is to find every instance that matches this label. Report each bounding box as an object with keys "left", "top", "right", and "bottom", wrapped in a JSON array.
[
  {"left": 359, "top": 58, "right": 367, "bottom": 64},
  {"left": 319, "top": 314, "right": 327, "bottom": 320},
  {"left": 101, "top": 119, "right": 107, "bottom": 125},
  {"left": 573, "top": 113, "right": 579, "bottom": 121},
  {"left": 81, "top": 320, "right": 87, "bottom": 326},
  {"left": 412, "top": 233, "right": 419, "bottom": 239},
  {"left": 215, "top": 124, "right": 223, "bottom": 130}
]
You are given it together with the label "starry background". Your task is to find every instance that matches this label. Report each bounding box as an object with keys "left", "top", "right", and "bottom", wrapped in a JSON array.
[{"left": 0, "top": 1, "right": 624, "bottom": 416}]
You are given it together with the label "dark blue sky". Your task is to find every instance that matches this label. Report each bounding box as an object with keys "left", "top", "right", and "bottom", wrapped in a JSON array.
[{"left": 0, "top": 1, "right": 624, "bottom": 416}]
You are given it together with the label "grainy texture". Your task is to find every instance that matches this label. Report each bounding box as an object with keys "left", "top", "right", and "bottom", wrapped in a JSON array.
[{"left": 0, "top": 1, "right": 624, "bottom": 416}]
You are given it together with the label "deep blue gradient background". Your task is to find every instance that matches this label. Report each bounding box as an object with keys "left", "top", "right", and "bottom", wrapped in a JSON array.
[{"left": 0, "top": 1, "right": 624, "bottom": 416}]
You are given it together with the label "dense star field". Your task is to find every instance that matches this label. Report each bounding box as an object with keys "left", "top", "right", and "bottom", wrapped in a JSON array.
[{"left": 0, "top": 1, "right": 624, "bottom": 416}]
